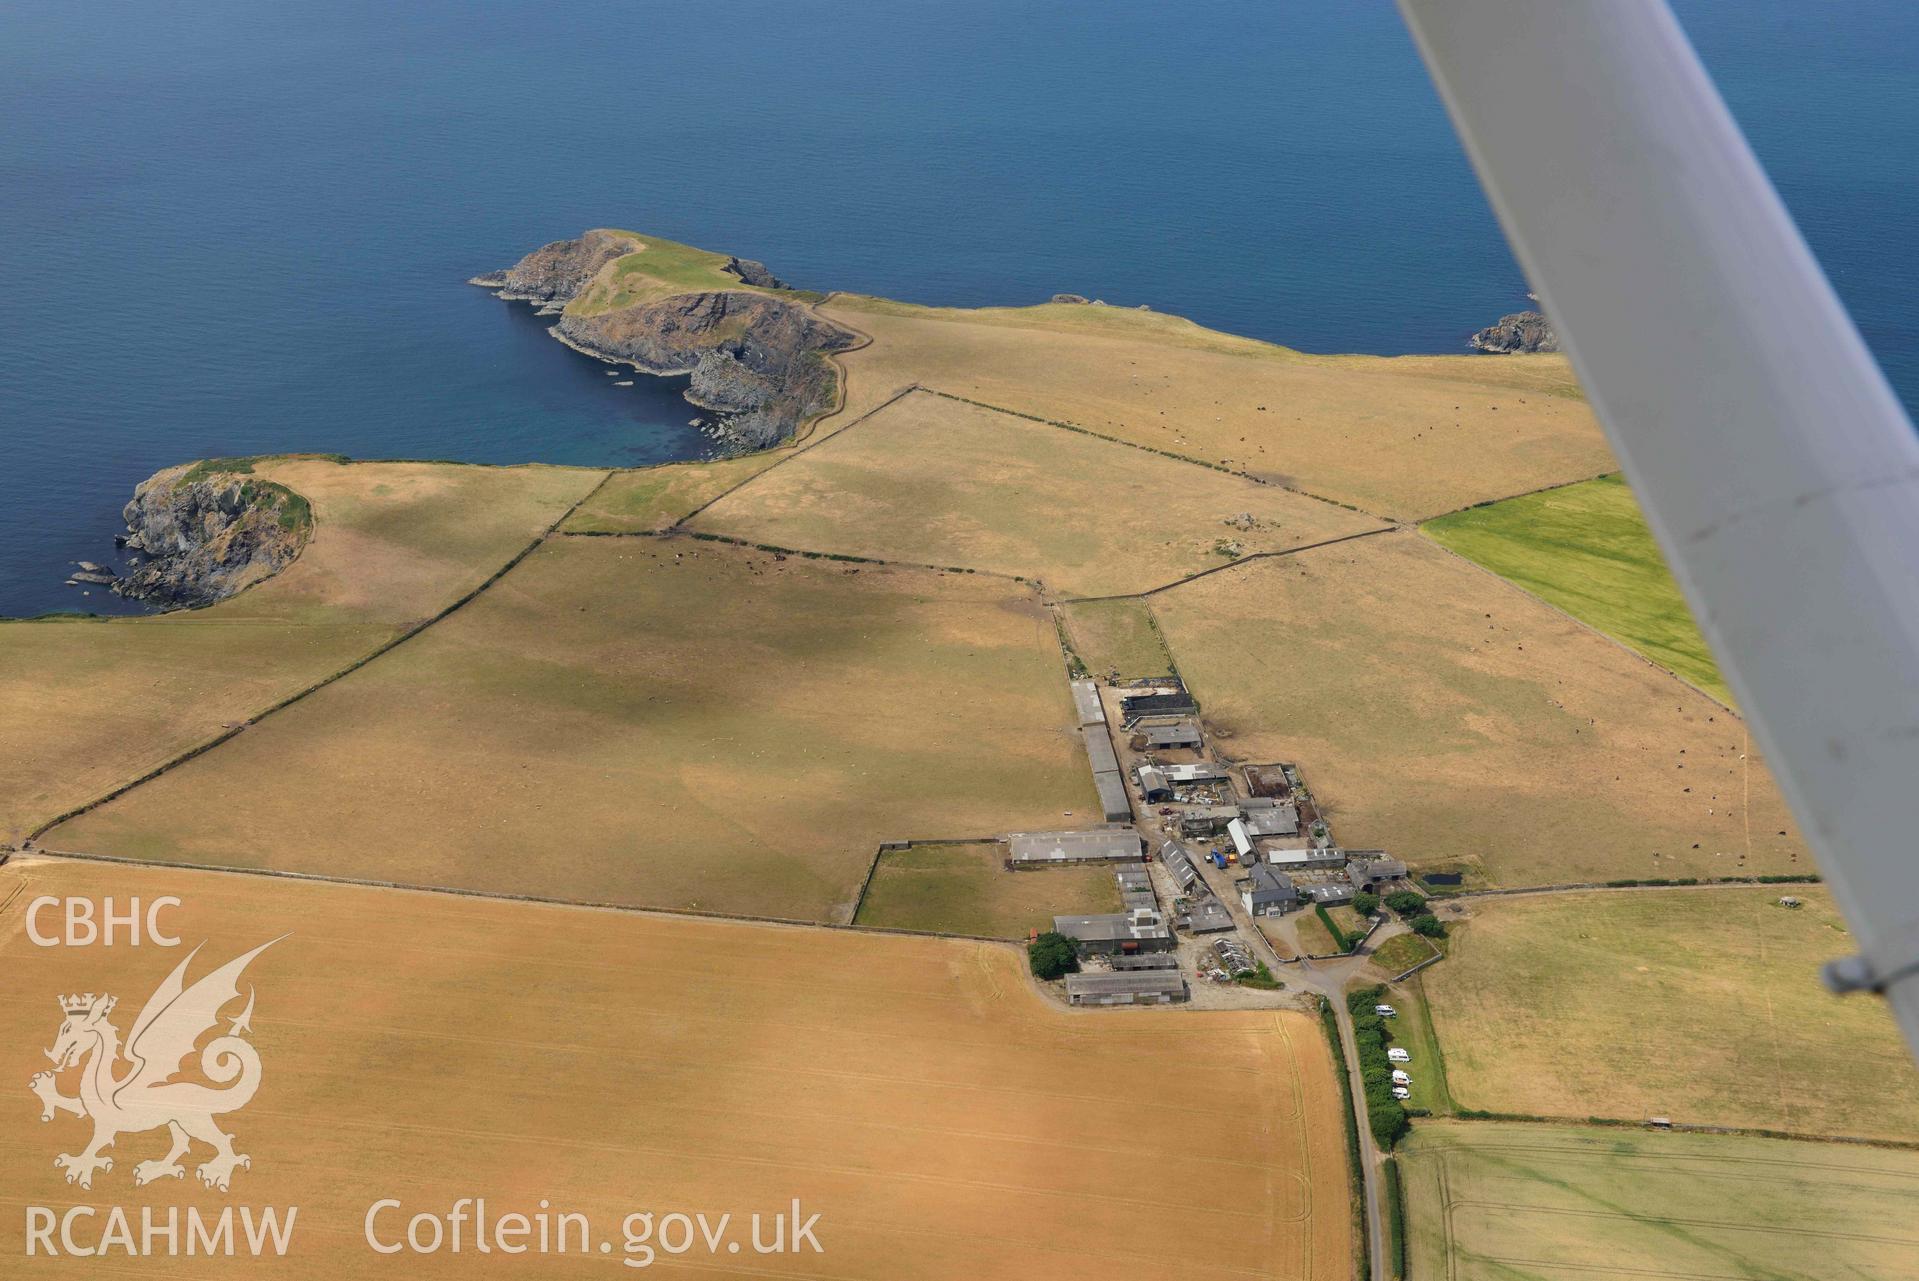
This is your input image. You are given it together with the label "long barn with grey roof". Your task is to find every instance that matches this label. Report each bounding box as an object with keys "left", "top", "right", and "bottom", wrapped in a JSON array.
[
  {"left": 1007, "top": 828, "right": 1143, "bottom": 867},
  {"left": 1070, "top": 679, "right": 1106, "bottom": 727},
  {"left": 1065, "top": 970, "right": 1188, "bottom": 1006}
]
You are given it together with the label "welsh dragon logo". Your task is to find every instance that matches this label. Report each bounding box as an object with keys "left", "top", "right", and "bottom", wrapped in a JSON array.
[{"left": 29, "top": 938, "right": 283, "bottom": 1192}]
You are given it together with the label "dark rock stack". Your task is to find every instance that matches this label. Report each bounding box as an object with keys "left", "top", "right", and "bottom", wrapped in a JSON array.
[{"left": 1469, "top": 310, "right": 1559, "bottom": 354}]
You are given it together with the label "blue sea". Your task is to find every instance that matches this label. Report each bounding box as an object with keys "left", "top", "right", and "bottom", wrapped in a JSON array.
[{"left": 1, "top": 0, "right": 1913, "bottom": 617}]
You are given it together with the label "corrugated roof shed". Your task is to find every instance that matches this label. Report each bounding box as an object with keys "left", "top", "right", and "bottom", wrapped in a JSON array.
[
  {"left": 1142, "top": 719, "right": 1203, "bottom": 749},
  {"left": 1007, "top": 828, "right": 1143, "bottom": 865},
  {"left": 1070, "top": 679, "right": 1105, "bottom": 727},
  {"left": 1160, "top": 763, "right": 1229, "bottom": 783},
  {"left": 1052, "top": 909, "right": 1170, "bottom": 944},
  {"left": 1179, "top": 896, "right": 1236, "bottom": 933},
  {"left": 1093, "top": 770, "right": 1131, "bottom": 822},
  {"left": 1115, "top": 867, "right": 1152, "bottom": 893},
  {"left": 1121, "top": 691, "right": 1198, "bottom": 718},
  {"left": 1082, "top": 726, "right": 1122, "bottom": 776},
  {"left": 1065, "top": 970, "right": 1188, "bottom": 1003},
  {"left": 1240, "top": 801, "right": 1300, "bottom": 836},
  {"left": 1159, "top": 840, "right": 1201, "bottom": 891}
]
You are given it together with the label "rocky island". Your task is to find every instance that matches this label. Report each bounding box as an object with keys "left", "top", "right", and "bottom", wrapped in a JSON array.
[
  {"left": 471, "top": 230, "right": 857, "bottom": 451},
  {"left": 1469, "top": 309, "right": 1559, "bottom": 354},
  {"left": 106, "top": 461, "right": 312, "bottom": 610}
]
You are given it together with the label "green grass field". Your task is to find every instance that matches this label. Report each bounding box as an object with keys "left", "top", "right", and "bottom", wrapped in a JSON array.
[
  {"left": 1059, "top": 597, "right": 1176, "bottom": 679},
  {"left": 1424, "top": 474, "right": 1729, "bottom": 704},
  {"left": 854, "top": 843, "right": 1122, "bottom": 938},
  {"left": 1368, "top": 931, "right": 1438, "bottom": 978},
  {"left": 1400, "top": 1120, "right": 1919, "bottom": 1281},
  {"left": 1422, "top": 887, "right": 1919, "bottom": 1140}
]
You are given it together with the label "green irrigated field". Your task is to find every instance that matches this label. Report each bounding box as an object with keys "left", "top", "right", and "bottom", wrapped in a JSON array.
[
  {"left": 688, "top": 390, "right": 1384, "bottom": 598},
  {"left": 854, "top": 843, "right": 1122, "bottom": 938},
  {"left": 1400, "top": 1121, "right": 1919, "bottom": 1281},
  {"left": 1424, "top": 474, "right": 1730, "bottom": 703},
  {"left": 46, "top": 537, "right": 1095, "bottom": 923},
  {"left": 1059, "top": 597, "right": 1176, "bottom": 679},
  {"left": 0, "top": 459, "right": 606, "bottom": 841},
  {"left": 1422, "top": 887, "right": 1919, "bottom": 1140}
]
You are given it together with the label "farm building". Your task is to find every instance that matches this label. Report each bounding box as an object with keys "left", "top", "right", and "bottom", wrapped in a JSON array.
[
  {"left": 1110, "top": 952, "right": 1180, "bottom": 971},
  {"left": 1008, "top": 828, "right": 1143, "bottom": 867},
  {"left": 1070, "top": 679, "right": 1105, "bottom": 728},
  {"left": 1177, "top": 894, "right": 1236, "bottom": 934},
  {"left": 1065, "top": 970, "right": 1188, "bottom": 1006},
  {"left": 1241, "top": 865, "right": 1300, "bottom": 916},
  {"left": 1137, "top": 765, "right": 1171, "bottom": 803},
  {"left": 1177, "top": 805, "right": 1240, "bottom": 835},
  {"left": 1346, "top": 855, "right": 1408, "bottom": 890},
  {"left": 1158, "top": 762, "right": 1230, "bottom": 785},
  {"left": 1238, "top": 800, "right": 1300, "bottom": 837},
  {"left": 1267, "top": 846, "right": 1346, "bottom": 871},
  {"left": 1115, "top": 866, "right": 1153, "bottom": 895},
  {"left": 1053, "top": 908, "right": 1174, "bottom": 955},
  {"left": 1082, "top": 726, "right": 1122, "bottom": 776},
  {"left": 1080, "top": 726, "right": 1130, "bottom": 821},
  {"left": 1159, "top": 841, "right": 1202, "bottom": 893},
  {"left": 1140, "top": 719, "right": 1203, "bottom": 751},
  {"left": 1227, "top": 817, "right": 1256, "bottom": 862},
  {"left": 1304, "top": 882, "right": 1354, "bottom": 906},
  {"left": 1121, "top": 690, "right": 1198, "bottom": 719}
]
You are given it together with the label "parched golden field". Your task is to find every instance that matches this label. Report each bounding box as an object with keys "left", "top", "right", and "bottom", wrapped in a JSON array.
[
  {"left": 1060, "top": 597, "right": 1176, "bottom": 678},
  {"left": 853, "top": 842, "right": 1122, "bottom": 938},
  {"left": 46, "top": 537, "right": 1095, "bottom": 923},
  {"left": 1152, "top": 533, "right": 1807, "bottom": 886},
  {"left": 1399, "top": 1121, "right": 1919, "bottom": 1281},
  {"left": 561, "top": 453, "right": 783, "bottom": 533},
  {"left": 1421, "top": 887, "right": 1919, "bottom": 1139},
  {"left": 690, "top": 391, "right": 1384, "bottom": 597},
  {"left": 821, "top": 295, "right": 1613, "bottom": 520},
  {"left": 0, "top": 857, "right": 1354, "bottom": 1281},
  {"left": 0, "top": 459, "right": 604, "bottom": 842}
]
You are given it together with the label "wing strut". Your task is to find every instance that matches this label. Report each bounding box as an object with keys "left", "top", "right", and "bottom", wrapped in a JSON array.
[{"left": 1398, "top": 0, "right": 1919, "bottom": 1056}]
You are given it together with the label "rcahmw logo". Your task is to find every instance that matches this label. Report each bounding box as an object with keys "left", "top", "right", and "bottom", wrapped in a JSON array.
[{"left": 24, "top": 938, "right": 299, "bottom": 1259}]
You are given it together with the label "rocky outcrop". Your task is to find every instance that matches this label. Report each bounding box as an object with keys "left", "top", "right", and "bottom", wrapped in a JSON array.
[
  {"left": 1050, "top": 293, "right": 1090, "bottom": 305},
  {"left": 555, "top": 291, "right": 855, "bottom": 450},
  {"left": 467, "top": 229, "right": 641, "bottom": 306},
  {"left": 1470, "top": 310, "right": 1558, "bottom": 354},
  {"left": 477, "top": 231, "right": 856, "bottom": 449},
  {"left": 723, "top": 256, "right": 790, "bottom": 290},
  {"left": 111, "top": 465, "right": 312, "bottom": 610}
]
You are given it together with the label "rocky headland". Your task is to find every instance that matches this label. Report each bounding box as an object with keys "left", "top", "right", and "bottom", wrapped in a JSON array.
[
  {"left": 105, "top": 464, "right": 312, "bottom": 610},
  {"left": 473, "top": 231, "right": 856, "bottom": 450},
  {"left": 466, "top": 229, "right": 642, "bottom": 313},
  {"left": 1470, "top": 310, "right": 1558, "bottom": 354}
]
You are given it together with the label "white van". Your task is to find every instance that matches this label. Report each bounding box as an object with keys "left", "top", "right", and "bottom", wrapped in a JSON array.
[
  {"left": 1391, "top": 1086, "right": 1411, "bottom": 1100},
  {"left": 1386, "top": 1048, "right": 1411, "bottom": 1063},
  {"left": 1374, "top": 1004, "right": 1397, "bottom": 1017},
  {"left": 1391, "top": 1069, "right": 1412, "bottom": 1086}
]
